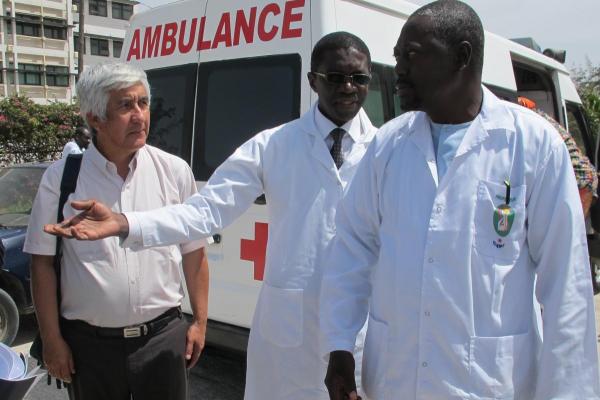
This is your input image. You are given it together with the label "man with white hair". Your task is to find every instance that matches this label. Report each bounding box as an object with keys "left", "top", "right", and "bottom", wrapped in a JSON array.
[{"left": 24, "top": 62, "right": 208, "bottom": 400}]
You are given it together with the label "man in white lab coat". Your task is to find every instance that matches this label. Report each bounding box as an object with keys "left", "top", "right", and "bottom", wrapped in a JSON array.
[
  {"left": 322, "top": 1, "right": 600, "bottom": 400},
  {"left": 45, "top": 32, "right": 376, "bottom": 400}
]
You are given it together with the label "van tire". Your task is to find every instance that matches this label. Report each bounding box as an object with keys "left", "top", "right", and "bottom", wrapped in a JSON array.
[{"left": 0, "top": 288, "right": 19, "bottom": 345}]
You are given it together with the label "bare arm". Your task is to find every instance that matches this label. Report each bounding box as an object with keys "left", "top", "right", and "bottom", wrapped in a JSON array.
[
  {"left": 182, "top": 247, "right": 209, "bottom": 368},
  {"left": 31, "top": 254, "right": 75, "bottom": 382}
]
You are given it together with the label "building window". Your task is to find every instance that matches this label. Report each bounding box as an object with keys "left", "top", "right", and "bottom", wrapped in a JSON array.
[
  {"left": 112, "top": 2, "right": 133, "bottom": 20},
  {"left": 43, "top": 18, "right": 67, "bottom": 40},
  {"left": 90, "top": 38, "right": 109, "bottom": 56},
  {"left": 89, "top": 0, "right": 108, "bottom": 17},
  {"left": 46, "top": 66, "right": 69, "bottom": 87},
  {"left": 113, "top": 40, "right": 123, "bottom": 58},
  {"left": 18, "top": 64, "right": 43, "bottom": 86},
  {"left": 12, "top": 14, "right": 41, "bottom": 37}
]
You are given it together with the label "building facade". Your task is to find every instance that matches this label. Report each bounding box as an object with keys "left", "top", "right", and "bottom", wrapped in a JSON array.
[{"left": 0, "top": 0, "right": 135, "bottom": 104}]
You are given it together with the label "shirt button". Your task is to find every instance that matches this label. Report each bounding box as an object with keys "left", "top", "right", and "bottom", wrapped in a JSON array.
[
  {"left": 422, "top": 362, "right": 428, "bottom": 367},
  {"left": 436, "top": 206, "right": 442, "bottom": 213},
  {"left": 130, "top": 280, "right": 135, "bottom": 285},
  {"left": 428, "top": 258, "right": 434, "bottom": 263}
]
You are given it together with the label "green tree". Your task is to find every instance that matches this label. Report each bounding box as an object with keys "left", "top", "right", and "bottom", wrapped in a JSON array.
[
  {"left": 0, "top": 95, "right": 83, "bottom": 166},
  {"left": 573, "top": 62, "right": 600, "bottom": 143}
]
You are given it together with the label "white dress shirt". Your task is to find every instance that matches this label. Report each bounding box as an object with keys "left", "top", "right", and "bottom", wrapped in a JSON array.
[
  {"left": 316, "top": 105, "right": 364, "bottom": 158},
  {"left": 25, "top": 143, "right": 204, "bottom": 327}
]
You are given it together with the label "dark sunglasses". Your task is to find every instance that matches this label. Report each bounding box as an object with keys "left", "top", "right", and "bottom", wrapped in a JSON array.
[{"left": 311, "top": 72, "right": 372, "bottom": 86}]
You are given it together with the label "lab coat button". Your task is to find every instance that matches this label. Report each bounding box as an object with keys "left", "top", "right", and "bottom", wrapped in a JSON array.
[
  {"left": 436, "top": 206, "right": 442, "bottom": 213},
  {"left": 428, "top": 258, "right": 434, "bottom": 263},
  {"left": 424, "top": 311, "right": 431, "bottom": 316},
  {"left": 422, "top": 362, "right": 428, "bottom": 367}
]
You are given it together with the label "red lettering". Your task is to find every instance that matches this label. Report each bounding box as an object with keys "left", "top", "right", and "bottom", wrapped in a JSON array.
[
  {"left": 212, "top": 12, "right": 232, "bottom": 48},
  {"left": 258, "top": 3, "right": 280, "bottom": 42},
  {"left": 143, "top": 25, "right": 162, "bottom": 58},
  {"left": 178, "top": 18, "right": 197, "bottom": 54},
  {"left": 233, "top": 7, "right": 256, "bottom": 45},
  {"left": 127, "top": 29, "right": 141, "bottom": 60},
  {"left": 197, "top": 16, "right": 212, "bottom": 51},
  {"left": 160, "top": 22, "right": 178, "bottom": 56},
  {"left": 282, "top": 0, "right": 304, "bottom": 39}
]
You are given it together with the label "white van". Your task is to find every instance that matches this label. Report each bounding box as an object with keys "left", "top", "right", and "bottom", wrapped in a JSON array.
[{"left": 121, "top": 0, "right": 597, "bottom": 350}]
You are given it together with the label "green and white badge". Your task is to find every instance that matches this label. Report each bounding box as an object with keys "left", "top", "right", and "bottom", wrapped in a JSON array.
[{"left": 493, "top": 179, "right": 515, "bottom": 237}]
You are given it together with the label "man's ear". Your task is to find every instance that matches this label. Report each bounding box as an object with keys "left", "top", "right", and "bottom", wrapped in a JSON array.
[
  {"left": 86, "top": 112, "right": 102, "bottom": 133},
  {"left": 307, "top": 72, "right": 317, "bottom": 93},
  {"left": 456, "top": 41, "right": 473, "bottom": 71}
]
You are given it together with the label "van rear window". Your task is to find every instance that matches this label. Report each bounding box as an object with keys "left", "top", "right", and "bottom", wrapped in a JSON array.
[{"left": 193, "top": 54, "right": 301, "bottom": 180}]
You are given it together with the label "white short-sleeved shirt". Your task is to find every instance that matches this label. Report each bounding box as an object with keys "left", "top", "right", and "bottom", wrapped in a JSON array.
[
  {"left": 61, "top": 140, "right": 83, "bottom": 159},
  {"left": 24, "top": 143, "right": 204, "bottom": 327}
]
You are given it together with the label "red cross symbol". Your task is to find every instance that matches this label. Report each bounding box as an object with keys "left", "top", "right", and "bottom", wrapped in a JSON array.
[{"left": 240, "top": 222, "right": 268, "bottom": 281}]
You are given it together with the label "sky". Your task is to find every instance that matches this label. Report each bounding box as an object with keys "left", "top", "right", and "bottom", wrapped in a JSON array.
[{"left": 135, "top": 0, "right": 600, "bottom": 70}]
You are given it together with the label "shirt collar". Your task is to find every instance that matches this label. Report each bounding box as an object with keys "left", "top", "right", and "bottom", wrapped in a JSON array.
[
  {"left": 86, "top": 142, "right": 140, "bottom": 176},
  {"left": 313, "top": 104, "right": 363, "bottom": 143}
]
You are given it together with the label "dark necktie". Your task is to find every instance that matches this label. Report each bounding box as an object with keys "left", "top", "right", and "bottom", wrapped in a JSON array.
[{"left": 330, "top": 128, "right": 345, "bottom": 169}]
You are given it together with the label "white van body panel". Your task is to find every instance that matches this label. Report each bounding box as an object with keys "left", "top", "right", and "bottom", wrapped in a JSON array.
[{"left": 122, "top": 0, "right": 586, "bottom": 336}]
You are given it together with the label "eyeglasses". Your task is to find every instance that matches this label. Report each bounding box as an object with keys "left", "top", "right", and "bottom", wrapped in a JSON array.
[{"left": 311, "top": 72, "right": 372, "bottom": 86}]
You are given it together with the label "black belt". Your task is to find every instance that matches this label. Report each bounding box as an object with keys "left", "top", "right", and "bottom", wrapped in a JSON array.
[{"left": 61, "top": 307, "right": 182, "bottom": 339}]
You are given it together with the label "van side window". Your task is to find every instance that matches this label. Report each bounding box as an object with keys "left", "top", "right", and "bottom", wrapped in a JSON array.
[
  {"left": 146, "top": 64, "right": 197, "bottom": 163},
  {"left": 193, "top": 54, "right": 301, "bottom": 181},
  {"left": 565, "top": 102, "right": 594, "bottom": 160},
  {"left": 512, "top": 62, "right": 559, "bottom": 122},
  {"left": 363, "top": 63, "right": 404, "bottom": 127}
]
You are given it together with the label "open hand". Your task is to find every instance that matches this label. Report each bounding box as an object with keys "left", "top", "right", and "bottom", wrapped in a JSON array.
[
  {"left": 43, "top": 200, "right": 128, "bottom": 240},
  {"left": 43, "top": 336, "right": 75, "bottom": 383}
]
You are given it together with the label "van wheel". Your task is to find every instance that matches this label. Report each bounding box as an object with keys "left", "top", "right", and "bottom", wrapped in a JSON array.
[
  {"left": 0, "top": 288, "right": 19, "bottom": 345},
  {"left": 591, "top": 258, "right": 600, "bottom": 295}
]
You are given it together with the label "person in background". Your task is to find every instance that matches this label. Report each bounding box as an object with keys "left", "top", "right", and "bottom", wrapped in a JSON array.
[
  {"left": 25, "top": 63, "right": 208, "bottom": 400},
  {"left": 61, "top": 126, "right": 91, "bottom": 158},
  {"left": 518, "top": 96, "right": 598, "bottom": 217},
  {"left": 320, "top": 1, "right": 600, "bottom": 399}
]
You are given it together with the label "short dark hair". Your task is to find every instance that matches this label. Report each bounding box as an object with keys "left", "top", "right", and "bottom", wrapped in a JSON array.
[
  {"left": 413, "top": 0, "right": 485, "bottom": 71},
  {"left": 75, "top": 126, "right": 90, "bottom": 137},
  {"left": 311, "top": 31, "right": 371, "bottom": 72}
]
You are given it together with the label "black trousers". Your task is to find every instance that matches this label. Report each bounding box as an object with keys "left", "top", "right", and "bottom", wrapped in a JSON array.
[{"left": 62, "top": 313, "right": 189, "bottom": 400}]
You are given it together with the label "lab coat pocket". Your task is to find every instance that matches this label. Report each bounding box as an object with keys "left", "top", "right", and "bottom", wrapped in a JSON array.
[
  {"left": 362, "top": 315, "right": 389, "bottom": 399},
  {"left": 469, "top": 330, "right": 535, "bottom": 399},
  {"left": 474, "top": 180, "right": 526, "bottom": 262},
  {"left": 259, "top": 283, "right": 303, "bottom": 348}
]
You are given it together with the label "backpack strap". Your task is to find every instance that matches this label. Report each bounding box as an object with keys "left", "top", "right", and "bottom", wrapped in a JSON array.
[{"left": 53, "top": 153, "right": 83, "bottom": 302}]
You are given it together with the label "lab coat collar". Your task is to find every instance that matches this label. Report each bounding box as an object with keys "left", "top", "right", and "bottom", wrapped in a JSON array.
[
  {"left": 406, "top": 86, "right": 514, "bottom": 186},
  {"left": 303, "top": 103, "right": 374, "bottom": 174},
  {"left": 314, "top": 105, "right": 365, "bottom": 145},
  {"left": 455, "top": 86, "right": 515, "bottom": 158}
]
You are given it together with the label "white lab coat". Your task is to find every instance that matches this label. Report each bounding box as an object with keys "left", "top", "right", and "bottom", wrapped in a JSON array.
[
  {"left": 320, "top": 87, "right": 600, "bottom": 400},
  {"left": 125, "top": 103, "right": 376, "bottom": 399}
]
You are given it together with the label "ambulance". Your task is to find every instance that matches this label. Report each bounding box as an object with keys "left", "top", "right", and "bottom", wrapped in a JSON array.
[{"left": 121, "top": 0, "right": 599, "bottom": 350}]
